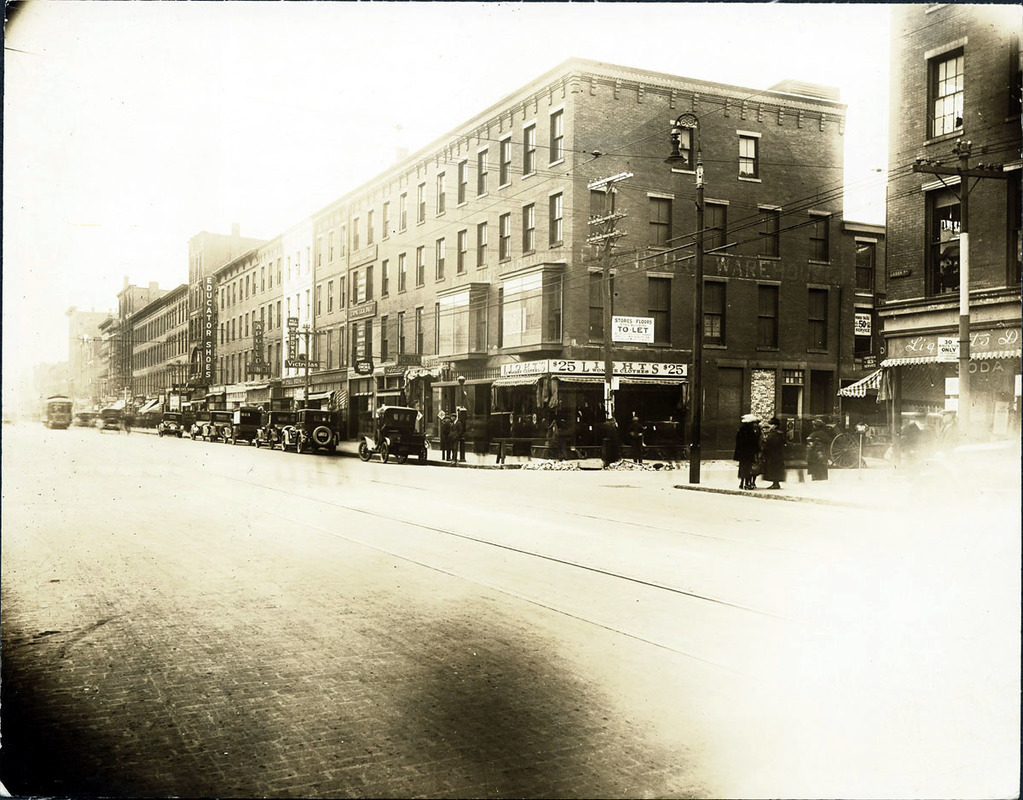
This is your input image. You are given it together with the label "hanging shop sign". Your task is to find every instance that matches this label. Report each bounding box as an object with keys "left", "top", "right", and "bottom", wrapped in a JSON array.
[
  {"left": 854, "top": 313, "right": 872, "bottom": 336},
  {"left": 354, "top": 360, "right": 374, "bottom": 376}
]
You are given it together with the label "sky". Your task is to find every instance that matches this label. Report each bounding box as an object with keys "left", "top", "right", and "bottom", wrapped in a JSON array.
[{"left": 3, "top": 1, "right": 893, "bottom": 389}]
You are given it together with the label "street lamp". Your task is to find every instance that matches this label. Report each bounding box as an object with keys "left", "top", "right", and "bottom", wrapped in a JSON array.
[{"left": 666, "top": 113, "right": 704, "bottom": 485}]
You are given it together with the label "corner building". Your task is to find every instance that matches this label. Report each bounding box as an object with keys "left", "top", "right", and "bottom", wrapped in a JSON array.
[
  {"left": 882, "top": 5, "right": 1021, "bottom": 441},
  {"left": 310, "top": 58, "right": 855, "bottom": 456}
]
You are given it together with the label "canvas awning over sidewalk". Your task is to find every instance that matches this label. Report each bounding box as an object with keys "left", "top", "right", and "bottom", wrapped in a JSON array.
[{"left": 838, "top": 369, "right": 884, "bottom": 398}]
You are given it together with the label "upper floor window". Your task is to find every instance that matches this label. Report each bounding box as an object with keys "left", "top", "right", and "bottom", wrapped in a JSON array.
[
  {"left": 382, "top": 202, "right": 390, "bottom": 239},
  {"left": 522, "top": 203, "right": 536, "bottom": 253},
  {"left": 436, "top": 173, "right": 446, "bottom": 215},
  {"left": 855, "top": 241, "right": 876, "bottom": 291},
  {"left": 739, "top": 134, "right": 759, "bottom": 179},
  {"left": 477, "top": 149, "right": 489, "bottom": 196},
  {"left": 417, "top": 183, "right": 426, "bottom": 224},
  {"left": 366, "top": 209, "right": 374, "bottom": 245},
  {"left": 704, "top": 281, "right": 726, "bottom": 346},
  {"left": 549, "top": 193, "right": 564, "bottom": 246},
  {"left": 415, "top": 307, "right": 424, "bottom": 354},
  {"left": 808, "top": 288, "right": 828, "bottom": 350},
  {"left": 649, "top": 197, "right": 672, "bottom": 248},
  {"left": 457, "top": 229, "right": 467, "bottom": 274},
  {"left": 706, "top": 202, "right": 728, "bottom": 252},
  {"left": 381, "top": 260, "right": 390, "bottom": 297},
  {"left": 809, "top": 213, "right": 830, "bottom": 262},
  {"left": 759, "top": 208, "right": 780, "bottom": 257},
  {"left": 398, "top": 252, "right": 407, "bottom": 293},
  {"left": 353, "top": 218, "right": 360, "bottom": 252},
  {"left": 416, "top": 245, "right": 425, "bottom": 286},
  {"left": 648, "top": 277, "right": 671, "bottom": 344},
  {"left": 523, "top": 124, "right": 537, "bottom": 175},
  {"left": 457, "top": 161, "right": 468, "bottom": 204},
  {"left": 499, "top": 138, "right": 512, "bottom": 186},
  {"left": 477, "top": 222, "right": 488, "bottom": 267},
  {"left": 928, "top": 187, "right": 961, "bottom": 295},
  {"left": 399, "top": 193, "right": 408, "bottom": 231},
  {"left": 930, "top": 49, "right": 964, "bottom": 138},
  {"left": 549, "top": 110, "right": 564, "bottom": 163},
  {"left": 435, "top": 238, "right": 446, "bottom": 281},
  {"left": 499, "top": 213, "right": 512, "bottom": 260},
  {"left": 757, "top": 284, "right": 779, "bottom": 348}
]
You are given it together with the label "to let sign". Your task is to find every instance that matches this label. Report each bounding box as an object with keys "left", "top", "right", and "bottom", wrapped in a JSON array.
[{"left": 612, "top": 316, "right": 654, "bottom": 344}]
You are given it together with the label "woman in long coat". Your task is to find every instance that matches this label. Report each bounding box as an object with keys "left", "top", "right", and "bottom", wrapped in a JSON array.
[
  {"left": 733, "top": 414, "right": 761, "bottom": 490},
  {"left": 761, "top": 417, "right": 786, "bottom": 489}
]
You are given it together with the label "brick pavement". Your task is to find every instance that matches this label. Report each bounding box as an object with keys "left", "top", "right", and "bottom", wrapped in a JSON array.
[{"left": 1, "top": 429, "right": 710, "bottom": 799}]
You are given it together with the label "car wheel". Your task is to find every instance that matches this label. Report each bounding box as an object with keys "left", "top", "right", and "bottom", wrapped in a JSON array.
[
  {"left": 177, "top": 432, "right": 183, "bottom": 438},
  {"left": 379, "top": 442, "right": 390, "bottom": 464},
  {"left": 396, "top": 453, "right": 409, "bottom": 464},
  {"left": 358, "top": 441, "right": 372, "bottom": 462}
]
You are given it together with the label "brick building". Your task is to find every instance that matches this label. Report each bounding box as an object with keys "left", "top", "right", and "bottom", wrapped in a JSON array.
[
  {"left": 129, "top": 284, "right": 189, "bottom": 407},
  {"left": 65, "top": 307, "right": 112, "bottom": 412},
  {"left": 881, "top": 5, "right": 1021, "bottom": 442},
  {"left": 297, "top": 58, "right": 863, "bottom": 455}
]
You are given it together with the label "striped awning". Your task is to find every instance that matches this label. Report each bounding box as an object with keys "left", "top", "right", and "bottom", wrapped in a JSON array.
[
  {"left": 838, "top": 369, "right": 884, "bottom": 398},
  {"left": 619, "top": 376, "right": 688, "bottom": 386},
  {"left": 137, "top": 398, "right": 161, "bottom": 414},
  {"left": 882, "top": 348, "right": 1021, "bottom": 368}
]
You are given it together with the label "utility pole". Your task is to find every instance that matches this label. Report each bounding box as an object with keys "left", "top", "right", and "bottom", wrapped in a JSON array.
[
  {"left": 913, "top": 140, "right": 1008, "bottom": 440},
  {"left": 587, "top": 172, "right": 632, "bottom": 421}
]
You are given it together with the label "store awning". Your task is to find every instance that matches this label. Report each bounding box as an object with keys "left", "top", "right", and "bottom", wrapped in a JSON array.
[
  {"left": 838, "top": 369, "right": 884, "bottom": 398},
  {"left": 492, "top": 376, "right": 541, "bottom": 388},
  {"left": 137, "top": 398, "right": 161, "bottom": 414},
  {"left": 882, "top": 348, "right": 1021, "bottom": 368},
  {"left": 105, "top": 399, "right": 125, "bottom": 411},
  {"left": 554, "top": 376, "right": 605, "bottom": 385},
  {"left": 619, "top": 376, "right": 688, "bottom": 386},
  {"left": 307, "top": 391, "right": 333, "bottom": 401}
]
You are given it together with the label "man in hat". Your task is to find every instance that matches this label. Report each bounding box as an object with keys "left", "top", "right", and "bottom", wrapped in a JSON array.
[{"left": 734, "top": 414, "right": 761, "bottom": 489}]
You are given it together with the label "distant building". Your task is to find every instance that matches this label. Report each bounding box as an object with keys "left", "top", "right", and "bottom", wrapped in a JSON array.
[
  {"left": 129, "top": 283, "right": 188, "bottom": 405},
  {"left": 882, "top": 4, "right": 1021, "bottom": 442},
  {"left": 65, "top": 306, "right": 113, "bottom": 411}
]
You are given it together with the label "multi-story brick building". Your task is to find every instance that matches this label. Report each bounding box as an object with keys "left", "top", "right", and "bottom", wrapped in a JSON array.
[
  {"left": 296, "top": 58, "right": 863, "bottom": 455},
  {"left": 881, "top": 4, "right": 1021, "bottom": 442},
  {"left": 65, "top": 307, "right": 111, "bottom": 412},
  {"left": 129, "top": 284, "right": 189, "bottom": 406},
  {"left": 185, "top": 225, "right": 264, "bottom": 398}
]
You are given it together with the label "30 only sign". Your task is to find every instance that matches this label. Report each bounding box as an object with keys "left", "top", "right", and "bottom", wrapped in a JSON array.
[{"left": 612, "top": 316, "right": 654, "bottom": 343}]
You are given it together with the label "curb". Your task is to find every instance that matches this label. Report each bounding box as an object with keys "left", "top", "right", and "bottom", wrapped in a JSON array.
[{"left": 673, "top": 482, "right": 866, "bottom": 508}]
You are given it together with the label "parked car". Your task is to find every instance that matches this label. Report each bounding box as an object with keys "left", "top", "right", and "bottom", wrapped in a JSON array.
[
  {"left": 358, "top": 405, "right": 427, "bottom": 464},
  {"left": 204, "top": 410, "right": 234, "bottom": 442},
  {"left": 255, "top": 411, "right": 296, "bottom": 450},
  {"left": 281, "top": 408, "right": 339, "bottom": 454},
  {"left": 157, "top": 411, "right": 184, "bottom": 438},
  {"left": 228, "top": 407, "right": 263, "bottom": 445},
  {"left": 189, "top": 411, "right": 210, "bottom": 440}
]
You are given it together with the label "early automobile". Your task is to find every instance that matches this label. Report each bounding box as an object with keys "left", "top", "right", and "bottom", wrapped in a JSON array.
[
  {"left": 228, "top": 407, "right": 263, "bottom": 445},
  {"left": 157, "top": 411, "right": 185, "bottom": 438},
  {"left": 358, "top": 405, "right": 427, "bottom": 464},
  {"left": 281, "top": 408, "right": 339, "bottom": 454},
  {"left": 189, "top": 411, "right": 210, "bottom": 440},
  {"left": 255, "top": 411, "right": 296, "bottom": 450},
  {"left": 204, "top": 410, "right": 234, "bottom": 442},
  {"left": 97, "top": 407, "right": 123, "bottom": 433}
]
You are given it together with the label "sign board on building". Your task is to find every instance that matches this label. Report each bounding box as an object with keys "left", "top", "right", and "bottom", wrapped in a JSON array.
[
  {"left": 285, "top": 358, "right": 320, "bottom": 370},
  {"left": 854, "top": 313, "right": 872, "bottom": 337},
  {"left": 355, "top": 360, "right": 374, "bottom": 375},
  {"left": 937, "top": 336, "right": 959, "bottom": 362},
  {"left": 612, "top": 316, "right": 655, "bottom": 344},
  {"left": 501, "top": 359, "right": 687, "bottom": 378},
  {"left": 287, "top": 316, "right": 300, "bottom": 330},
  {"left": 889, "top": 268, "right": 912, "bottom": 279},
  {"left": 348, "top": 301, "right": 378, "bottom": 321},
  {"left": 862, "top": 355, "right": 877, "bottom": 369},
  {"left": 397, "top": 353, "right": 422, "bottom": 367}
]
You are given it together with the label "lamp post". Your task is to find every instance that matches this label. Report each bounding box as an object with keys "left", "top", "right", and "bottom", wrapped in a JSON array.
[{"left": 667, "top": 113, "right": 704, "bottom": 484}]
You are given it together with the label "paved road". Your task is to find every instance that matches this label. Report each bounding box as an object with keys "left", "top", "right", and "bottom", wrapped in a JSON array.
[{"left": 2, "top": 424, "right": 1018, "bottom": 798}]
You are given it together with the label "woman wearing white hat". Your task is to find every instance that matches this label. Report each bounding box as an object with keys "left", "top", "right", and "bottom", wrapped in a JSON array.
[{"left": 733, "top": 414, "right": 762, "bottom": 490}]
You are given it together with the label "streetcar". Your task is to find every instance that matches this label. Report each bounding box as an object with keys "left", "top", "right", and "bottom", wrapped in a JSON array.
[{"left": 42, "top": 395, "right": 73, "bottom": 429}]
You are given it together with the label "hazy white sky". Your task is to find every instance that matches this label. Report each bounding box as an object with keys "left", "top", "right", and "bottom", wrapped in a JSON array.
[{"left": 3, "top": 2, "right": 892, "bottom": 382}]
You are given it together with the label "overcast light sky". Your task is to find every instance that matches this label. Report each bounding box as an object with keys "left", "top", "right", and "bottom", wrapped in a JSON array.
[{"left": 3, "top": 1, "right": 892, "bottom": 385}]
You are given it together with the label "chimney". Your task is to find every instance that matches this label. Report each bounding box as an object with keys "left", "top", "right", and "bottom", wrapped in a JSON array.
[{"left": 123, "top": 276, "right": 130, "bottom": 290}]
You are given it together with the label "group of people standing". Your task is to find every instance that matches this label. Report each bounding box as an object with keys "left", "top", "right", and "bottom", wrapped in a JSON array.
[
  {"left": 734, "top": 415, "right": 831, "bottom": 490},
  {"left": 733, "top": 414, "right": 786, "bottom": 490},
  {"left": 437, "top": 409, "right": 466, "bottom": 463}
]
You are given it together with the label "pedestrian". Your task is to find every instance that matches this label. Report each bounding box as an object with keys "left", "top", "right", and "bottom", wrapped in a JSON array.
[
  {"left": 734, "top": 414, "right": 761, "bottom": 489},
  {"left": 601, "top": 416, "right": 621, "bottom": 467},
  {"left": 937, "top": 410, "right": 959, "bottom": 454},
  {"left": 548, "top": 414, "right": 565, "bottom": 461},
  {"left": 805, "top": 418, "right": 830, "bottom": 481},
  {"left": 761, "top": 417, "right": 786, "bottom": 489},
  {"left": 438, "top": 410, "right": 451, "bottom": 461},
  {"left": 452, "top": 408, "right": 466, "bottom": 463},
  {"left": 628, "top": 412, "right": 645, "bottom": 464}
]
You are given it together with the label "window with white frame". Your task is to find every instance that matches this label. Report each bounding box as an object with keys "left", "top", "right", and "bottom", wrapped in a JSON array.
[
  {"left": 522, "top": 203, "right": 535, "bottom": 252},
  {"left": 739, "top": 134, "right": 759, "bottom": 179},
  {"left": 499, "top": 213, "right": 511, "bottom": 260},
  {"left": 930, "top": 49, "right": 964, "bottom": 138},
  {"left": 549, "top": 110, "right": 564, "bottom": 163},
  {"left": 500, "top": 138, "right": 512, "bottom": 186},
  {"left": 477, "top": 149, "right": 488, "bottom": 196},
  {"left": 549, "top": 193, "right": 563, "bottom": 246},
  {"left": 523, "top": 123, "right": 537, "bottom": 175}
]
